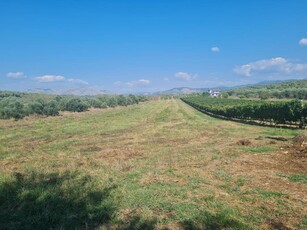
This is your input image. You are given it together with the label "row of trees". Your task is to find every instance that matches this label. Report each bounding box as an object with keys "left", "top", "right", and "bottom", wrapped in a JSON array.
[
  {"left": 0, "top": 92, "right": 149, "bottom": 120},
  {"left": 182, "top": 96, "right": 307, "bottom": 128}
]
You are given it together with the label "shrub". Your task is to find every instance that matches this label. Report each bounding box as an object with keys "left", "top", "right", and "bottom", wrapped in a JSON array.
[
  {"left": 0, "top": 97, "right": 26, "bottom": 120},
  {"left": 65, "top": 98, "right": 88, "bottom": 112}
]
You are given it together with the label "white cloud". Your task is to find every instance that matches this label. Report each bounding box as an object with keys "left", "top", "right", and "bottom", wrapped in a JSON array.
[
  {"left": 126, "top": 82, "right": 134, "bottom": 87},
  {"left": 35, "top": 75, "right": 88, "bottom": 85},
  {"left": 115, "top": 79, "right": 151, "bottom": 87},
  {"left": 114, "top": 81, "right": 122, "bottom": 85},
  {"left": 233, "top": 57, "right": 307, "bottom": 77},
  {"left": 299, "top": 38, "right": 307, "bottom": 46},
  {"left": 137, "top": 79, "right": 150, "bottom": 84},
  {"left": 35, "top": 75, "right": 65, "bottom": 83},
  {"left": 175, "top": 72, "right": 197, "bottom": 81},
  {"left": 67, "top": 78, "right": 88, "bottom": 85},
  {"left": 7, "top": 72, "right": 25, "bottom": 78},
  {"left": 211, "top": 47, "right": 220, "bottom": 52},
  {"left": 127, "top": 79, "right": 151, "bottom": 87}
]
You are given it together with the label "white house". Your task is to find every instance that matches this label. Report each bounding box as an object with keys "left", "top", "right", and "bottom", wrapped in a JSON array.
[{"left": 208, "top": 90, "right": 220, "bottom": 97}]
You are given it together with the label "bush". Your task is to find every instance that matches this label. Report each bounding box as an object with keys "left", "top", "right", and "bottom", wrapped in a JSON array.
[
  {"left": 28, "top": 100, "right": 45, "bottom": 115},
  {"left": 44, "top": 100, "right": 60, "bottom": 116},
  {"left": 65, "top": 98, "right": 88, "bottom": 112},
  {"left": 28, "top": 99, "right": 60, "bottom": 116},
  {"left": 0, "top": 97, "right": 26, "bottom": 120},
  {"left": 106, "top": 97, "right": 117, "bottom": 108}
]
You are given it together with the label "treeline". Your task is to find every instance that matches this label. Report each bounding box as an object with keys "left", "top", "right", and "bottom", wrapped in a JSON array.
[
  {"left": 226, "top": 79, "right": 307, "bottom": 99},
  {"left": 181, "top": 95, "right": 307, "bottom": 128},
  {"left": 159, "top": 95, "right": 182, "bottom": 100},
  {"left": 0, "top": 91, "right": 149, "bottom": 120}
]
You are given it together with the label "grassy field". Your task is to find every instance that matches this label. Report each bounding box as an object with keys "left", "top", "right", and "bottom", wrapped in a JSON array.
[{"left": 0, "top": 99, "right": 306, "bottom": 229}]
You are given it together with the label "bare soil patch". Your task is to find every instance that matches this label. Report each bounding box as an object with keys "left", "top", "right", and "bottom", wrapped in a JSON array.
[{"left": 237, "top": 139, "right": 252, "bottom": 146}]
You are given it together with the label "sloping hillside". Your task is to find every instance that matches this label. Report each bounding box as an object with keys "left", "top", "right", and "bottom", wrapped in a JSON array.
[{"left": 226, "top": 79, "right": 307, "bottom": 99}]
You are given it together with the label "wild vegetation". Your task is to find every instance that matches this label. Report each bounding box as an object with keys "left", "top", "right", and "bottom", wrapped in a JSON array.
[
  {"left": 0, "top": 99, "right": 306, "bottom": 229},
  {"left": 0, "top": 91, "right": 149, "bottom": 120},
  {"left": 182, "top": 95, "right": 307, "bottom": 128},
  {"left": 226, "top": 79, "right": 307, "bottom": 99}
]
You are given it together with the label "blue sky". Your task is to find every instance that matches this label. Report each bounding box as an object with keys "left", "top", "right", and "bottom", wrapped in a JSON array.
[{"left": 1, "top": 0, "right": 307, "bottom": 93}]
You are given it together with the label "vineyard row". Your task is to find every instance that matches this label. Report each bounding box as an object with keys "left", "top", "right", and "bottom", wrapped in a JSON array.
[{"left": 181, "top": 96, "right": 307, "bottom": 128}]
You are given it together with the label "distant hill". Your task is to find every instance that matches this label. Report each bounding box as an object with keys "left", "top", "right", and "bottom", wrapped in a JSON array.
[
  {"left": 226, "top": 79, "right": 307, "bottom": 99},
  {"left": 255, "top": 80, "right": 285, "bottom": 85},
  {"left": 154, "top": 79, "right": 307, "bottom": 97},
  {"left": 28, "top": 88, "right": 112, "bottom": 96},
  {"left": 229, "top": 79, "right": 293, "bottom": 89},
  {"left": 155, "top": 87, "right": 217, "bottom": 95}
]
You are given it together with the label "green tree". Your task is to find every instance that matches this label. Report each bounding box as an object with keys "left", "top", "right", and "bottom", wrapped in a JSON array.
[{"left": 65, "top": 98, "right": 88, "bottom": 112}]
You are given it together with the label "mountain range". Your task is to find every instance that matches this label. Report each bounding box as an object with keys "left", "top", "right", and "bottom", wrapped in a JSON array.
[
  {"left": 28, "top": 88, "right": 111, "bottom": 96},
  {"left": 26, "top": 79, "right": 306, "bottom": 96}
]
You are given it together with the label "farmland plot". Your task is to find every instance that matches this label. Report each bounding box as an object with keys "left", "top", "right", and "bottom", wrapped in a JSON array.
[{"left": 0, "top": 100, "right": 306, "bottom": 229}]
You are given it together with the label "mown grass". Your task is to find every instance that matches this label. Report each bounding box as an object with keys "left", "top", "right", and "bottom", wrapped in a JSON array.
[
  {"left": 240, "top": 146, "right": 277, "bottom": 154},
  {"left": 0, "top": 100, "right": 305, "bottom": 229},
  {"left": 287, "top": 174, "right": 307, "bottom": 184},
  {"left": 260, "top": 129, "right": 299, "bottom": 137},
  {"left": 300, "top": 215, "right": 307, "bottom": 229}
]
